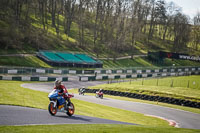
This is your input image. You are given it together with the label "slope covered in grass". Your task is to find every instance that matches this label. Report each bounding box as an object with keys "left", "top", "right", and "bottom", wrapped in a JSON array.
[
  {"left": 1, "top": 55, "right": 200, "bottom": 68},
  {"left": 0, "top": 56, "right": 51, "bottom": 68},
  {"left": 1, "top": 124, "right": 200, "bottom": 133},
  {"left": 90, "top": 76, "right": 200, "bottom": 102}
]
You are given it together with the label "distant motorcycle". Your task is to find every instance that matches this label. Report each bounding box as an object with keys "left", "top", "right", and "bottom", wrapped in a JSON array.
[
  {"left": 78, "top": 88, "right": 86, "bottom": 95},
  {"left": 48, "top": 89, "right": 75, "bottom": 116},
  {"left": 95, "top": 91, "right": 103, "bottom": 99}
]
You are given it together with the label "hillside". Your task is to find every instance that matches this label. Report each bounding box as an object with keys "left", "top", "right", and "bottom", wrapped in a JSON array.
[{"left": 0, "top": 1, "right": 200, "bottom": 68}]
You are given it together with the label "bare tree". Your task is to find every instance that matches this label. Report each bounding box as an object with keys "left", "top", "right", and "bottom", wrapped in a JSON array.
[
  {"left": 173, "top": 13, "right": 191, "bottom": 52},
  {"left": 191, "top": 12, "right": 200, "bottom": 51},
  {"left": 148, "top": 0, "right": 156, "bottom": 43},
  {"left": 64, "top": 0, "right": 76, "bottom": 35}
]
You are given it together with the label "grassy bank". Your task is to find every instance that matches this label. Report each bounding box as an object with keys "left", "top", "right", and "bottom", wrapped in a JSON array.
[
  {"left": 102, "top": 58, "right": 200, "bottom": 68},
  {"left": 1, "top": 124, "right": 200, "bottom": 133},
  {"left": 1, "top": 55, "right": 200, "bottom": 68},
  {"left": 90, "top": 76, "right": 200, "bottom": 102},
  {"left": 0, "top": 56, "right": 51, "bottom": 68}
]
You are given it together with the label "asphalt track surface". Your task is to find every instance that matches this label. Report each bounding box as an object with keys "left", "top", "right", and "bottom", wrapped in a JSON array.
[
  {"left": 21, "top": 81, "right": 200, "bottom": 129},
  {"left": 0, "top": 105, "right": 133, "bottom": 125}
]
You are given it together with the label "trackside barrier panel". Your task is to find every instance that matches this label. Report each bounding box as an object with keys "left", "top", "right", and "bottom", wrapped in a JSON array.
[
  {"left": 12, "top": 77, "right": 22, "bottom": 81},
  {"left": 8, "top": 70, "right": 17, "bottom": 74},
  {"left": 102, "top": 76, "right": 108, "bottom": 80},
  {"left": 101, "top": 70, "right": 106, "bottom": 74},
  {"left": 31, "top": 77, "right": 39, "bottom": 81},
  {"left": 62, "top": 77, "right": 68, "bottom": 81},
  {"left": 120, "top": 75, "right": 126, "bottom": 79},
  {"left": 39, "top": 77, "right": 48, "bottom": 81},
  {"left": 3, "top": 76, "right": 12, "bottom": 80},
  {"left": 0, "top": 66, "right": 200, "bottom": 76},
  {"left": 127, "top": 70, "right": 132, "bottom": 73},
  {"left": 115, "top": 75, "right": 120, "bottom": 79},
  {"left": 36, "top": 69, "right": 45, "bottom": 73},
  {"left": 126, "top": 75, "right": 131, "bottom": 78},
  {"left": 48, "top": 77, "right": 56, "bottom": 81},
  {"left": 22, "top": 77, "right": 31, "bottom": 81}
]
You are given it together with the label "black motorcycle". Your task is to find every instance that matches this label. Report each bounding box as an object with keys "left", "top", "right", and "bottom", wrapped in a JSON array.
[{"left": 78, "top": 87, "right": 86, "bottom": 95}]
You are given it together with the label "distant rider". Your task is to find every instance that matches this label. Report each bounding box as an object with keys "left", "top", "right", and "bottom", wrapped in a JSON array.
[{"left": 98, "top": 89, "right": 103, "bottom": 93}]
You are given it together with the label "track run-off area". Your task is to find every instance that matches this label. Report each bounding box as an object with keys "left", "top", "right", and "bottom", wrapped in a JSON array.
[{"left": 0, "top": 105, "right": 133, "bottom": 126}]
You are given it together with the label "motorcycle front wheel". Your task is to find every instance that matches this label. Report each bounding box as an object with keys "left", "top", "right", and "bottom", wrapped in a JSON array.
[
  {"left": 48, "top": 102, "right": 57, "bottom": 116},
  {"left": 66, "top": 103, "right": 75, "bottom": 116}
]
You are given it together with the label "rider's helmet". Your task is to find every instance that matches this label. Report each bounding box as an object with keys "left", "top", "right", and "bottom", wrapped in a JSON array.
[{"left": 55, "top": 80, "right": 62, "bottom": 88}]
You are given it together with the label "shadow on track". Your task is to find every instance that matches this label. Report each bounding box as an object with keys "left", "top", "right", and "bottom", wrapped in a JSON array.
[{"left": 55, "top": 115, "right": 91, "bottom": 122}]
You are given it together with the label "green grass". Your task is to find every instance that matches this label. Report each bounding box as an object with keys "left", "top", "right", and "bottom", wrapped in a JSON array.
[
  {"left": 102, "top": 57, "right": 200, "bottom": 69},
  {"left": 101, "top": 57, "right": 154, "bottom": 68},
  {"left": 1, "top": 124, "right": 200, "bottom": 133},
  {"left": 0, "top": 81, "right": 169, "bottom": 126},
  {"left": 1, "top": 81, "right": 200, "bottom": 132},
  {"left": 0, "top": 56, "right": 51, "bottom": 68},
  {"left": 1, "top": 55, "right": 200, "bottom": 69},
  {"left": 90, "top": 76, "right": 200, "bottom": 102}
]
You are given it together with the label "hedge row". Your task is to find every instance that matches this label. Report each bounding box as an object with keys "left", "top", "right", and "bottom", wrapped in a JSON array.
[{"left": 85, "top": 89, "right": 200, "bottom": 109}]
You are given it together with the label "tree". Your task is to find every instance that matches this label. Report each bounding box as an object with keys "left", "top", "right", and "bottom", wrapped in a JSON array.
[
  {"left": 154, "top": 0, "right": 167, "bottom": 39},
  {"left": 194, "top": 11, "right": 200, "bottom": 25},
  {"left": 162, "top": 2, "right": 181, "bottom": 41},
  {"left": 191, "top": 12, "right": 200, "bottom": 51},
  {"left": 173, "top": 13, "right": 191, "bottom": 52},
  {"left": 64, "top": 0, "right": 76, "bottom": 35},
  {"left": 148, "top": 0, "right": 156, "bottom": 42}
]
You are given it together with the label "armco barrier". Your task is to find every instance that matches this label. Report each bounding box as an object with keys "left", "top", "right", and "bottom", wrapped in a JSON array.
[
  {"left": 79, "top": 71, "right": 200, "bottom": 81},
  {"left": 0, "top": 76, "right": 68, "bottom": 81},
  {"left": 0, "top": 66, "right": 200, "bottom": 75},
  {"left": 85, "top": 89, "right": 200, "bottom": 109}
]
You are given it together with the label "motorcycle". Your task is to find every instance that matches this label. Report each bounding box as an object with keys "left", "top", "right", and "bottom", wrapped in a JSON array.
[
  {"left": 78, "top": 88, "right": 85, "bottom": 95},
  {"left": 95, "top": 91, "right": 103, "bottom": 99},
  {"left": 48, "top": 89, "right": 75, "bottom": 116}
]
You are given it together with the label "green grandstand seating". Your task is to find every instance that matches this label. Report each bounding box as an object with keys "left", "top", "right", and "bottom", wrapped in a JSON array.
[
  {"left": 41, "top": 52, "right": 63, "bottom": 62},
  {"left": 56, "top": 53, "right": 83, "bottom": 63},
  {"left": 38, "top": 51, "right": 103, "bottom": 67},
  {"left": 75, "top": 54, "right": 96, "bottom": 63},
  {"left": 40, "top": 51, "right": 99, "bottom": 64}
]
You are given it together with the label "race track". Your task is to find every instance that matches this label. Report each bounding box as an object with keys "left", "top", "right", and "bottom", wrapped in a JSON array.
[
  {"left": 21, "top": 81, "right": 200, "bottom": 129},
  {"left": 0, "top": 105, "right": 133, "bottom": 125}
]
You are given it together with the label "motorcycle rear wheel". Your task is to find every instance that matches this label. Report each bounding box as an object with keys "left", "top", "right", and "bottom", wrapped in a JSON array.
[
  {"left": 66, "top": 103, "right": 75, "bottom": 116},
  {"left": 48, "top": 103, "right": 57, "bottom": 116}
]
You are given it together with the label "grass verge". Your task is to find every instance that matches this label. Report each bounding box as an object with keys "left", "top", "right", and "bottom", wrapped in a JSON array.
[
  {"left": 90, "top": 76, "right": 200, "bottom": 102},
  {"left": 1, "top": 124, "right": 200, "bottom": 133}
]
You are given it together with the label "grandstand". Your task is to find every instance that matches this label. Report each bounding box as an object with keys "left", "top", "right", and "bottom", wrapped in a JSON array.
[{"left": 37, "top": 51, "right": 103, "bottom": 68}]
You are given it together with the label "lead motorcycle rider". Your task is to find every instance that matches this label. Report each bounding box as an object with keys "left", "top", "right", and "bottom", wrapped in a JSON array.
[{"left": 54, "top": 80, "right": 70, "bottom": 109}]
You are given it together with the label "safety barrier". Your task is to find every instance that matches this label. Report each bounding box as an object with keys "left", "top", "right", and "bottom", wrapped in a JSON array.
[
  {"left": 0, "top": 66, "right": 200, "bottom": 75},
  {"left": 79, "top": 71, "right": 200, "bottom": 81},
  {"left": 0, "top": 76, "right": 68, "bottom": 81},
  {"left": 85, "top": 89, "right": 200, "bottom": 109}
]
